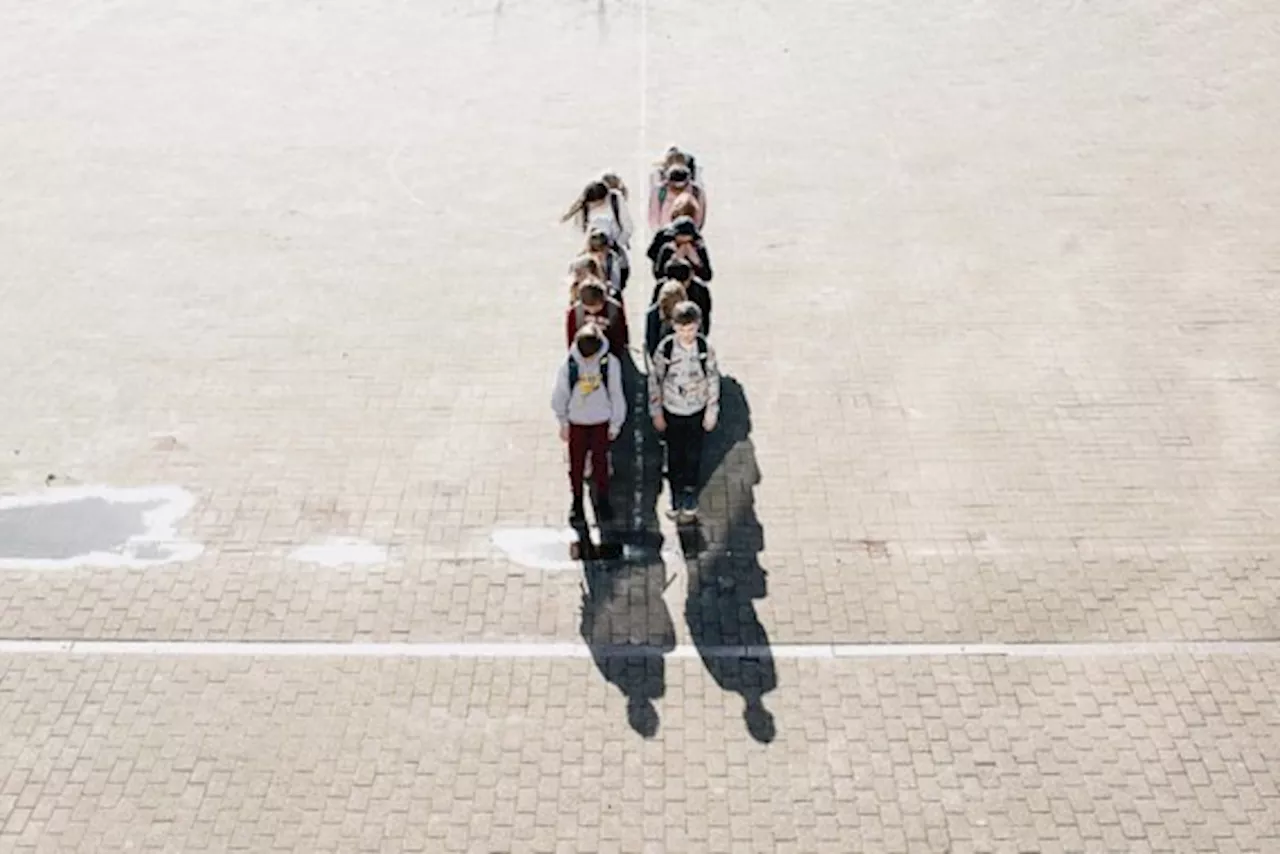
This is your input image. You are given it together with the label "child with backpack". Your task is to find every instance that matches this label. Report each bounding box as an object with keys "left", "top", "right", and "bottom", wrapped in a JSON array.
[
  {"left": 583, "top": 227, "right": 627, "bottom": 299},
  {"left": 552, "top": 326, "right": 627, "bottom": 526},
  {"left": 649, "top": 150, "right": 708, "bottom": 231},
  {"left": 649, "top": 259, "right": 712, "bottom": 336},
  {"left": 562, "top": 178, "right": 633, "bottom": 288},
  {"left": 648, "top": 301, "right": 720, "bottom": 521},
  {"left": 647, "top": 215, "right": 713, "bottom": 282},
  {"left": 567, "top": 281, "right": 629, "bottom": 357},
  {"left": 645, "top": 280, "right": 687, "bottom": 360},
  {"left": 566, "top": 255, "right": 606, "bottom": 305}
]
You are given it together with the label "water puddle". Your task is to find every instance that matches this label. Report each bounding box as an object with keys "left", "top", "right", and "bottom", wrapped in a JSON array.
[
  {"left": 491, "top": 527, "right": 580, "bottom": 571},
  {"left": 0, "top": 485, "right": 203, "bottom": 569},
  {"left": 490, "top": 527, "right": 669, "bottom": 570},
  {"left": 288, "top": 537, "right": 388, "bottom": 568}
]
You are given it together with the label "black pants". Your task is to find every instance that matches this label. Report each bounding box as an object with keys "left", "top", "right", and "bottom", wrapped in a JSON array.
[{"left": 664, "top": 408, "right": 706, "bottom": 493}]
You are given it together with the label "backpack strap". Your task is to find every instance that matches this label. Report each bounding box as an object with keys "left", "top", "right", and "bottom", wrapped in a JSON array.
[
  {"left": 659, "top": 336, "right": 709, "bottom": 379},
  {"left": 574, "top": 303, "right": 584, "bottom": 328},
  {"left": 697, "top": 335, "right": 709, "bottom": 377},
  {"left": 610, "top": 192, "right": 622, "bottom": 231},
  {"left": 568, "top": 354, "right": 608, "bottom": 393}
]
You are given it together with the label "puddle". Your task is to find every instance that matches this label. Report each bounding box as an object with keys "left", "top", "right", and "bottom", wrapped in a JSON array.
[
  {"left": 491, "top": 527, "right": 580, "bottom": 571},
  {"left": 490, "top": 527, "right": 668, "bottom": 570},
  {"left": 0, "top": 486, "right": 203, "bottom": 569},
  {"left": 289, "top": 537, "right": 388, "bottom": 568}
]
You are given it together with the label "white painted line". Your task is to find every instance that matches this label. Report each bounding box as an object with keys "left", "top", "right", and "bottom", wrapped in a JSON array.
[{"left": 0, "top": 638, "right": 1275, "bottom": 660}]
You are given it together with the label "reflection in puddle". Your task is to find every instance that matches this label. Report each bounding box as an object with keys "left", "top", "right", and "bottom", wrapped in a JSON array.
[{"left": 0, "top": 486, "right": 203, "bottom": 569}]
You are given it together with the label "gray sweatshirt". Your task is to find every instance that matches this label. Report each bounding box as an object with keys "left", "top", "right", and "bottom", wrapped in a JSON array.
[
  {"left": 552, "top": 339, "right": 627, "bottom": 432},
  {"left": 648, "top": 334, "right": 720, "bottom": 419}
]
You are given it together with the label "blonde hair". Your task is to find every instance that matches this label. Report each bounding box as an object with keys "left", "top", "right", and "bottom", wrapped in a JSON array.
[
  {"left": 656, "top": 281, "right": 687, "bottom": 320},
  {"left": 669, "top": 193, "right": 701, "bottom": 222},
  {"left": 567, "top": 255, "right": 605, "bottom": 304}
]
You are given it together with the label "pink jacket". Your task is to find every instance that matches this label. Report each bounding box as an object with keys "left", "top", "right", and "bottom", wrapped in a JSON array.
[{"left": 648, "top": 170, "right": 708, "bottom": 231}]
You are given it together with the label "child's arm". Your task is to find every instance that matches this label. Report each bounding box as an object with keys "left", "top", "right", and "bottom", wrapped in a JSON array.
[
  {"left": 551, "top": 362, "right": 572, "bottom": 426},
  {"left": 608, "top": 357, "right": 626, "bottom": 439},
  {"left": 697, "top": 242, "right": 713, "bottom": 283},
  {"left": 703, "top": 342, "right": 722, "bottom": 429},
  {"left": 617, "top": 305, "right": 631, "bottom": 349},
  {"left": 647, "top": 349, "right": 666, "bottom": 420},
  {"left": 615, "top": 191, "right": 634, "bottom": 249}
]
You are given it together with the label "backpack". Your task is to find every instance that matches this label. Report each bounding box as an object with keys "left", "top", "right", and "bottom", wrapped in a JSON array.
[
  {"left": 659, "top": 335, "right": 709, "bottom": 379},
  {"left": 567, "top": 353, "right": 610, "bottom": 393}
]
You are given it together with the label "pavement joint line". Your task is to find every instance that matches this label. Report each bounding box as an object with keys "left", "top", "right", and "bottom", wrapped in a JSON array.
[{"left": 0, "top": 638, "right": 1277, "bottom": 659}]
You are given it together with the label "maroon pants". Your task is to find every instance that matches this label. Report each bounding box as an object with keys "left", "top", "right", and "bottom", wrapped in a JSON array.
[{"left": 568, "top": 423, "right": 610, "bottom": 498}]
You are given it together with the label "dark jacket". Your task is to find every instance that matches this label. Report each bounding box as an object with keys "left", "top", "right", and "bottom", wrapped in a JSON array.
[
  {"left": 645, "top": 304, "right": 672, "bottom": 359},
  {"left": 647, "top": 278, "right": 712, "bottom": 338},
  {"left": 645, "top": 229, "right": 713, "bottom": 282}
]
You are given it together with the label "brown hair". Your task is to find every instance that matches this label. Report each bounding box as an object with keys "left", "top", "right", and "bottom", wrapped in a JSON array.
[
  {"left": 656, "top": 281, "right": 687, "bottom": 320},
  {"left": 560, "top": 181, "right": 610, "bottom": 230},
  {"left": 600, "top": 172, "right": 628, "bottom": 200},
  {"left": 578, "top": 281, "right": 606, "bottom": 306},
  {"left": 672, "top": 300, "right": 702, "bottom": 327}
]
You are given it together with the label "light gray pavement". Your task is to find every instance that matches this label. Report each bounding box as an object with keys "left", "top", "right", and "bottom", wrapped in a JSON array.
[{"left": 2, "top": 0, "right": 1280, "bottom": 851}]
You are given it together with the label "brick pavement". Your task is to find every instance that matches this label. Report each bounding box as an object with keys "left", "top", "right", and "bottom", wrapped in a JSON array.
[
  {"left": 2, "top": 0, "right": 1280, "bottom": 850},
  {"left": 1, "top": 652, "right": 1278, "bottom": 853}
]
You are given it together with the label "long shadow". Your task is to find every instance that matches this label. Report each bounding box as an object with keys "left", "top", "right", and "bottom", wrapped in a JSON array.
[
  {"left": 578, "top": 349, "right": 676, "bottom": 738},
  {"left": 680, "top": 376, "right": 779, "bottom": 743}
]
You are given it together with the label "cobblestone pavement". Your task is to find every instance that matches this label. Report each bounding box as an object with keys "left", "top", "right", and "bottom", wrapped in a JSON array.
[{"left": 2, "top": 0, "right": 1279, "bottom": 851}]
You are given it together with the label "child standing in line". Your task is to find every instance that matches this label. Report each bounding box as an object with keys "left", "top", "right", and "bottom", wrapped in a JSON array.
[
  {"left": 567, "top": 281, "right": 629, "bottom": 358},
  {"left": 650, "top": 259, "right": 712, "bottom": 337},
  {"left": 648, "top": 301, "right": 720, "bottom": 521},
  {"left": 645, "top": 280, "right": 687, "bottom": 360},
  {"left": 552, "top": 326, "right": 627, "bottom": 526}
]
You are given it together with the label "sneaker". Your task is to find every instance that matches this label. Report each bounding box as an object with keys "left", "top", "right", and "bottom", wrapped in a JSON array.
[{"left": 569, "top": 497, "right": 586, "bottom": 527}]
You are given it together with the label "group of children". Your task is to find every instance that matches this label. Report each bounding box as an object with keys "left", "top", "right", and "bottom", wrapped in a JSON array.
[{"left": 551, "top": 145, "right": 723, "bottom": 529}]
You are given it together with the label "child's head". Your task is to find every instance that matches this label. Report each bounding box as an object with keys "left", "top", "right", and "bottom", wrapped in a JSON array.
[
  {"left": 656, "top": 281, "right": 687, "bottom": 320},
  {"left": 569, "top": 254, "right": 604, "bottom": 283},
  {"left": 600, "top": 172, "right": 628, "bottom": 198},
  {"left": 671, "top": 301, "right": 702, "bottom": 343},
  {"left": 587, "top": 227, "right": 610, "bottom": 253},
  {"left": 663, "top": 258, "right": 693, "bottom": 283},
  {"left": 664, "top": 164, "right": 691, "bottom": 190},
  {"left": 575, "top": 325, "right": 603, "bottom": 358},
  {"left": 583, "top": 181, "right": 609, "bottom": 205},
  {"left": 670, "top": 196, "right": 701, "bottom": 225},
  {"left": 578, "top": 281, "right": 606, "bottom": 310},
  {"left": 663, "top": 147, "right": 690, "bottom": 168},
  {"left": 671, "top": 215, "right": 700, "bottom": 245}
]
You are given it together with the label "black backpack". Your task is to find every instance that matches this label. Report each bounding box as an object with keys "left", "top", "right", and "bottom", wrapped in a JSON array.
[
  {"left": 568, "top": 353, "right": 610, "bottom": 392},
  {"left": 659, "top": 335, "right": 709, "bottom": 378}
]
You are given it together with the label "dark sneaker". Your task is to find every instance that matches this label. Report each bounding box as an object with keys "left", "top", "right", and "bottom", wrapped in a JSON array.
[{"left": 569, "top": 498, "right": 586, "bottom": 527}]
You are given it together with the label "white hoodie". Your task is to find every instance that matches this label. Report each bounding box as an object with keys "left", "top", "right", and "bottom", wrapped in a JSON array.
[{"left": 551, "top": 338, "right": 627, "bottom": 433}]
